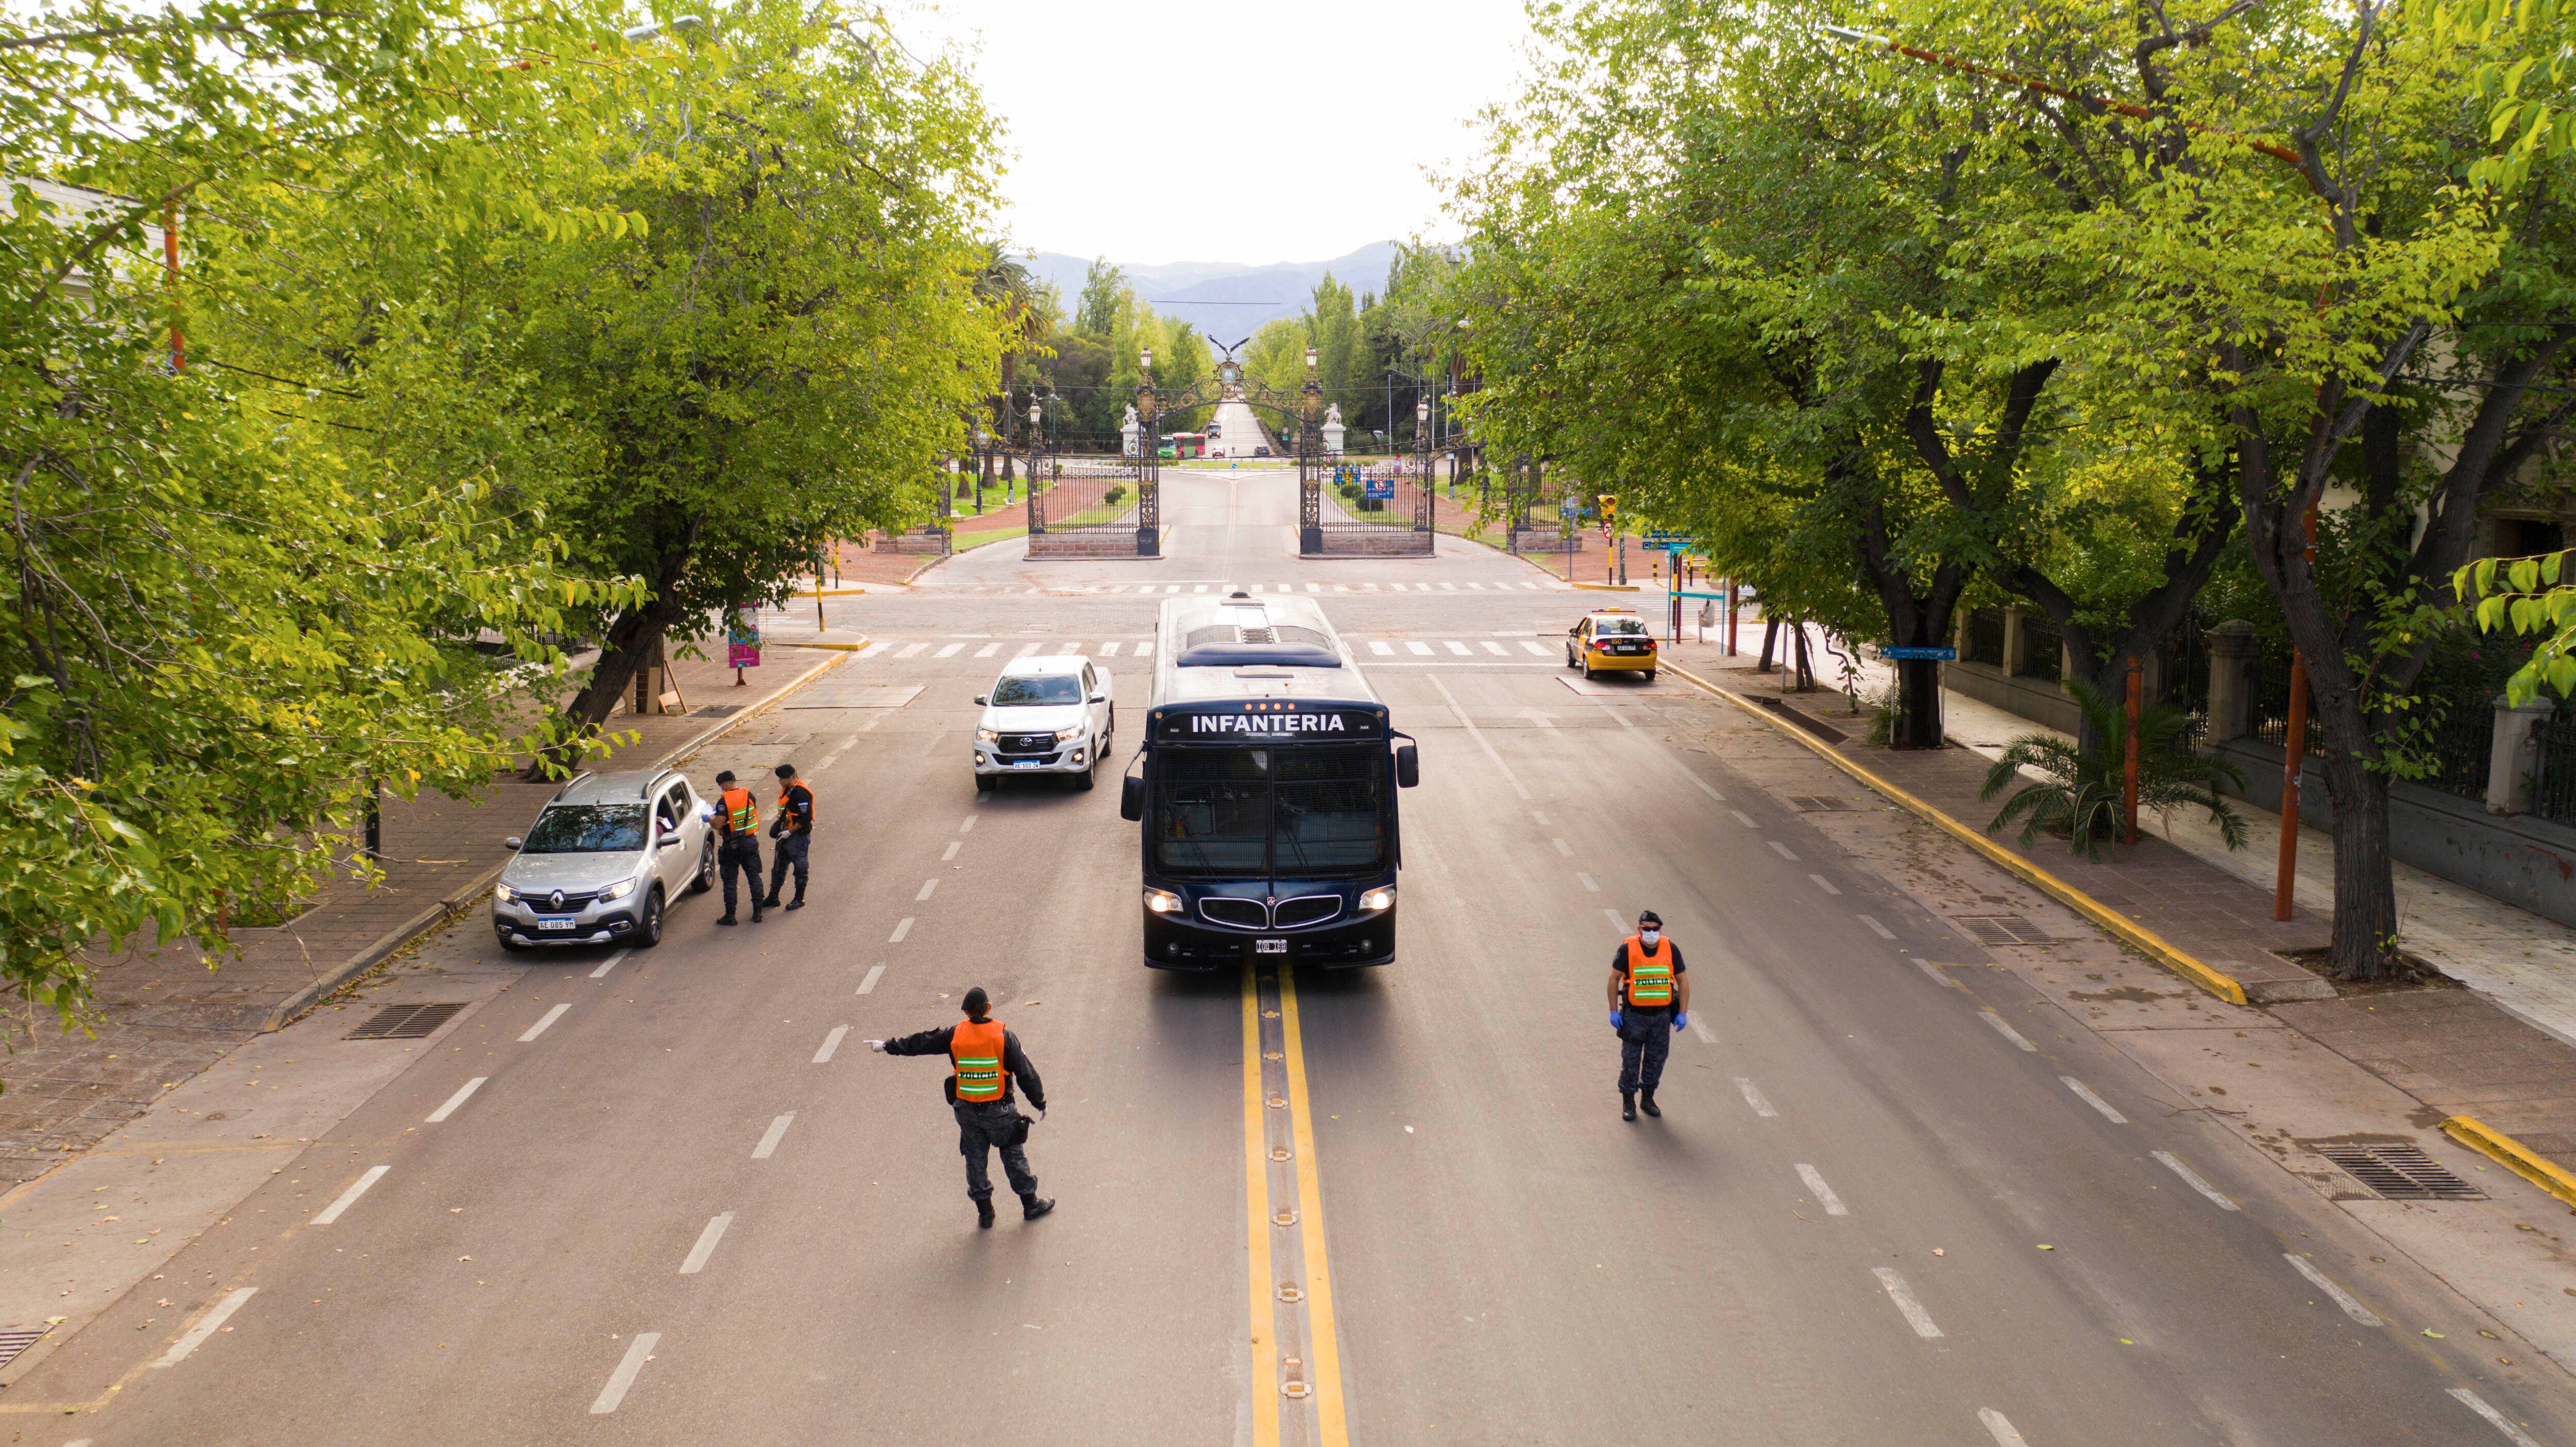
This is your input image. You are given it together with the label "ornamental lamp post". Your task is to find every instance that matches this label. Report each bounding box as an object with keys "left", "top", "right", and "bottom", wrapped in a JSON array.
[
  {"left": 1299, "top": 345, "right": 1324, "bottom": 554},
  {"left": 1026, "top": 398, "right": 1043, "bottom": 498},
  {"left": 971, "top": 428, "right": 987, "bottom": 515},
  {"left": 1137, "top": 348, "right": 1161, "bottom": 557}
]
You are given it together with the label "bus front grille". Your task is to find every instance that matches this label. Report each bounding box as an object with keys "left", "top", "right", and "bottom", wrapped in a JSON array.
[
  {"left": 1270, "top": 896, "right": 1344, "bottom": 929},
  {"left": 1197, "top": 897, "right": 1269, "bottom": 930}
]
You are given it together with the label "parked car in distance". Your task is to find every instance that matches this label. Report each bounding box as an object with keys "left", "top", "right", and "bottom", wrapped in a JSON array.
[
  {"left": 493, "top": 769, "right": 714, "bottom": 950},
  {"left": 973, "top": 655, "right": 1115, "bottom": 792},
  {"left": 1255, "top": 445, "right": 1272, "bottom": 457}
]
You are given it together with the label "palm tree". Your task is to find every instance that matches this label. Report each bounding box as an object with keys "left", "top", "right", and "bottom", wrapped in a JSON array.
[{"left": 1980, "top": 675, "right": 2248, "bottom": 860}]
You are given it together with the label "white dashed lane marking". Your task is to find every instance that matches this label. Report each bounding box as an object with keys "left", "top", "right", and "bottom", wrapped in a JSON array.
[
  {"left": 2153, "top": 1151, "right": 2240, "bottom": 1211},
  {"left": 157, "top": 1287, "right": 258, "bottom": 1367},
  {"left": 1979, "top": 1010, "right": 2037, "bottom": 1051},
  {"left": 888, "top": 917, "right": 913, "bottom": 943},
  {"left": 1795, "top": 1164, "right": 1849, "bottom": 1216},
  {"left": 519, "top": 1003, "right": 570, "bottom": 1042},
  {"left": 1979, "top": 1408, "right": 2029, "bottom": 1445},
  {"left": 1857, "top": 915, "right": 1896, "bottom": 940},
  {"left": 1873, "top": 1268, "right": 1943, "bottom": 1338},
  {"left": 2451, "top": 1388, "right": 2545, "bottom": 1446},
  {"left": 425, "top": 1078, "right": 487, "bottom": 1123},
  {"left": 1735, "top": 1079, "right": 1778, "bottom": 1117},
  {"left": 752, "top": 1113, "right": 795, "bottom": 1160},
  {"left": 814, "top": 1026, "right": 850, "bottom": 1063},
  {"left": 858, "top": 964, "right": 886, "bottom": 994},
  {"left": 311, "top": 1167, "right": 389, "bottom": 1225},
  {"left": 678, "top": 1214, "right": 734, "bottom": 1275},
  {"left": 590, "top": 948, "right": 630, "bottom": 979},
  {"left": 2061, "top": 1076, "right": 2127, "bottom": 1123},
  {"left": 589, "top": 1332, "right": 662, "bottom": 1414},
  {"left": 2284, "top": 1254, "right": 2382, "bottom": 1326}
]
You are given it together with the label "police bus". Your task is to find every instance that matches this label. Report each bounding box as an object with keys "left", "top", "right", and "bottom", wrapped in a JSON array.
[{"left": 1118, "top": 591, "right": 1418, "bottom": 969}]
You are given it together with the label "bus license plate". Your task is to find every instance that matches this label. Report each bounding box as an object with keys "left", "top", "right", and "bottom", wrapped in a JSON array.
[
  {"left": 1255, "top": 939, "right": 1286, "bottom": 955},
  {"left": 536, "top": 916, "right": 577, "bottom": 932}
]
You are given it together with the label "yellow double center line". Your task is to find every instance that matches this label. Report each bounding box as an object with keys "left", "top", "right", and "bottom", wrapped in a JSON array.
[{"left": 1241, "top": 964, "right": 1347, "bottom": 1445}]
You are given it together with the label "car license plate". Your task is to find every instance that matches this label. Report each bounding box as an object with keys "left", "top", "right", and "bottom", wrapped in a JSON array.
[
  {"left": 1255, "top": 939, "right": 1286, "bottom": 954},
  {"left": 1013, "top": 759, "right": 1043, "bottom": 768},
  {"left": 536, "top": 916, "right": 577, "bottom": 932}
]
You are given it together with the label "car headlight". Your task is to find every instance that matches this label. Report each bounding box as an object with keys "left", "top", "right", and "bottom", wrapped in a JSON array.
[
  {"left": 1054, "top": 726, "right": 1083, "bottom": 742},
  {"left": 493, "top": 883, "right": 520, "bottom": 904},
  {"left": 597, "top": 878, "right": 635, "bottom": 903},
  {"left": 1359, "top": 886, "right": 1395, "bottom": 913},
  {"left": 1144, "top": 888, "right": 1183, "bottom": 915},
  {"left": 976, "top": 727, "right": 999, "bottom": 743}
]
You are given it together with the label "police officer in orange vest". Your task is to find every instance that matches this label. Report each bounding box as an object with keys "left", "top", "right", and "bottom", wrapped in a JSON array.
[
  {"left": 761, "top": 762, "right": 815, "bottom": 912},
  {"left": 1607, "top": 909, "right": 1691, "bottom": 1121},
  {"left": 711, "top": 769, "right": 765, "bottom": 926},
  {"left": 868, "top": 986, "right": 1055, "bottom": 1229}
]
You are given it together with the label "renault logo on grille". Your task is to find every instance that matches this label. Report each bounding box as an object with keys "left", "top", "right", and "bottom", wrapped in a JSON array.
[{"left": 550, "top": 890, "right": 567, "bottom": 910}]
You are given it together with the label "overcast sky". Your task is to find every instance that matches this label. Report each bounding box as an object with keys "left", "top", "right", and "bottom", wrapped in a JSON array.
[{"left": 892, "top": 0, "right": 1533, "bottom": 266}]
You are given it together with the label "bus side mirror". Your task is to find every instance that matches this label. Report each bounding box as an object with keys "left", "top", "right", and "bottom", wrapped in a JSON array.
[
  {"left": 1120, "top": 776, "right": 1144, "bottom": 821},
  {"left": 1395, "top": 744, "right": 1419, "bottom": 789}
]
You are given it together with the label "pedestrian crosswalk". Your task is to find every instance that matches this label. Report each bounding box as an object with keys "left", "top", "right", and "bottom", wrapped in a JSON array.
[
  {"left": 854, "top": 636, "right": 1563, "bottom": 663},
  {"left": 918, "top": 578, "right": 1569, "bottom": 595}
]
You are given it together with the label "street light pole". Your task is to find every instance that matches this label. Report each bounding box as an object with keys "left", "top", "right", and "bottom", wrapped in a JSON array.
[
  {"left": 1300, "top": 346, "right": 1324, "bottom": 556},
  {"left": 1137, "top": 346, "right": 1162, "bottom": 558}
]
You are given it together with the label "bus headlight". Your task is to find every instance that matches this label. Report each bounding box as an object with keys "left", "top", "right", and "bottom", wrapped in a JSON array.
[
  {"left": 1144, "top": 888, "right": 1183, "bottom": 915},
  {"left": 1359, "top": 887, "right": 1395, "bottom": 913}
]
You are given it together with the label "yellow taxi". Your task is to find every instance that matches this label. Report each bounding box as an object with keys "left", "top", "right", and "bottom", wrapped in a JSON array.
[{"left": 1566, "top": 608, "right": 1658, "bottom": 680}]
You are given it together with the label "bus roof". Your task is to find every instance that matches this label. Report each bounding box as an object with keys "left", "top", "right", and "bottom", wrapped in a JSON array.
[{"left": 1149, "top": 591, "right": 1380, "bottom": 711}]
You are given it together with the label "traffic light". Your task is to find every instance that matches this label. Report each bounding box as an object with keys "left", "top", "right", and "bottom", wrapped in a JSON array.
[{"left": 1597, "top": 493, "right": 1617, "bottom": 523}]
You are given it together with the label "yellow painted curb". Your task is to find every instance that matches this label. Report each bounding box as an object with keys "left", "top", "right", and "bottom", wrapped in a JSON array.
[
  {"left": 791, "top": 587, "right": 870, "bottom": 597},
  {"left": 771, "top": 639, "right": 870, "bottom": 653},
  {"left": 2443, "top": 1115, "right": 2576, "bottom": 1209},
  {"left": 1570, "top": 581, "right": 1640, "bottom": 592},
  {"left": 1663, "top": 661, "right": 2251, "bottom": 1008}
]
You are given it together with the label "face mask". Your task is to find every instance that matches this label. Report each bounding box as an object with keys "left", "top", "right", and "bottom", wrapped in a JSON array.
[{"left": 1640, "top": 929, "right": 1660, "bottom": 945}]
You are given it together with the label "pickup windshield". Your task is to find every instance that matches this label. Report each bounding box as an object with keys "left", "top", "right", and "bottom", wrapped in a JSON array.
[{"left": 991, "top": 675, "right": 1083, "bottom": 706}]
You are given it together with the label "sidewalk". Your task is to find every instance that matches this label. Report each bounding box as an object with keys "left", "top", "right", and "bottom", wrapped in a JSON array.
[
  {"left": 0, "top": 646, "right": 842, "bottom": 1187},
  {"left": 1662, "top": 634, "right": 2576, "bottom": 1171}
]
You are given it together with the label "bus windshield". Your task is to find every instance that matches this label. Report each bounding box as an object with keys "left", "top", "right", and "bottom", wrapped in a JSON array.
[{"left": 1154, "top": 744, "right": 1386, "bottom": 879}]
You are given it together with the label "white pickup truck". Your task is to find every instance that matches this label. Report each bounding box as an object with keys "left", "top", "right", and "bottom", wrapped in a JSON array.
[{"left": 972, "top": 654, "right": 1115, "bottom": 791}]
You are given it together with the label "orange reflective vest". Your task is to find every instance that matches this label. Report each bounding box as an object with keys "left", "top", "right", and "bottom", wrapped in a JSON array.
[
  {"left": 950, "top": 1018, "right": 1007, "bottom": 1102},
  {"left": 777, "top": 780, "right": 812, "bottom": 832},
  {"left": 1622, "top": 935, "right": 1675, "bottom": 1008},
  {"left": 720, "top": 787, "right": 757, "bottom": 833}
]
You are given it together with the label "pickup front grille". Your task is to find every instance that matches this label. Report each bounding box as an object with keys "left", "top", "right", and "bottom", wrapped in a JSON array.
[{"left": 1001, "top": 733, "right": 1058, "bottom": 753}]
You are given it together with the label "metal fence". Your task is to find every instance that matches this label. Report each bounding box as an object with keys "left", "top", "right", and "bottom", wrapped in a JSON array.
[
  {"left": 1312, "top": 463, "right": 1434, "bottom": 556},
  {"left": 2016, "top": 618, "right": 2063, "bottom": 680},
  {"left": 2535, "top": 718, "right": 2576, "bottom": 826},
  {"left": 1027, "top": 457, "right": 1148, "bottom": 558},
  {"left": 2248, "top": 656, "right": 2326, "bottom": 754},
  {"left": 1965, "top": 609, "right": 2006, "bottom": 667},
  {"left": 2417, "top": 704, "right": 2495, "bottom": 803}
]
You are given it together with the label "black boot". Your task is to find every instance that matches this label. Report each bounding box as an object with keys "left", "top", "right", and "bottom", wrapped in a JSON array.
[
  {"left": 1639, "top": 1088, "right": 1662, "bottom": 1118},
  {"left": 1021, "top": 1194, "right": 1055, "bottom": 1221},
  {"left": 1621, "top": 1092, "right": 1637, "bottom": 1122},
  {"left": 760, "top": 893, "right": 780, "bottom": 910},
  {"left": 785, "top": 894, "right": 805, "bottom": 911},
  {"left": 976, "top": 1198, "right": 995, "bottom": 1230},
  {"left": 751, "top": 900, "right": 765, "bottom": 923},
  {"left": 716, "top": 914, "right": 738, "bottom": 926}
]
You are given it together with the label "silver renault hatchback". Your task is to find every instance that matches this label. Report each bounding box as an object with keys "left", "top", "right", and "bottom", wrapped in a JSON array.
[{"left": 492, "top": 769, "right": 715, "bottom": 950}]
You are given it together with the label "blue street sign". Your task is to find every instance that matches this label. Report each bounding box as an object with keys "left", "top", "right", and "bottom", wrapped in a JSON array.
[
  {"left": 1642, "top": 533, "right": 1689, "bottom": 551},
  {"left": 1880, "top": 645, "right": 1958, "bottom": 661},
  {"left": 1364, "top": 478, "right": 1395, "bottom": 500},
  {"left": 1561, "top": 497, "right": 1579, "bottom": 518}
]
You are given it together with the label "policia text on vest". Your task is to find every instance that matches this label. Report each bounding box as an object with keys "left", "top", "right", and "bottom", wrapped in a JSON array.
[
  {"left": 869, "top": 987, "right": 1057, "bottom": 1230},
  {"left": 711, "top": 770, "right": 766, "bottom": 925},
  {"left": 1605, "top": 910, "right": 1692, "bottom": 1123}
]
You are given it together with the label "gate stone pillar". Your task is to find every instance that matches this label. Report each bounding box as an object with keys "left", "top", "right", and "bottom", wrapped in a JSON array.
[
  {"left": 2489, "top": 693, "right": 2556, "bottom": 815},
  {"left": 2203, "top": 620, "right": 2259, "bottom": 742}
]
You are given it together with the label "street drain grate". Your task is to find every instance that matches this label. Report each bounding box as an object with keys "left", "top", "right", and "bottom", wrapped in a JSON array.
[
  {"left": 1788, "top": 796, "right": 1852, "bottom": 812},
  {"left": 1953, "top": 915, "right": 2053, "bottom": 947},
  {"left": 2317, "top": 1145, "right": 2485, "bottom": 1200},
  {"left": 690, "top": 704, "right": 744, "bottom": 719},
  {"left": 0, "top": 1329, "right": 48, "bottom": 1368},
  {"left": 346, "top": 1002, "right": 467, "bottom": 1041}
]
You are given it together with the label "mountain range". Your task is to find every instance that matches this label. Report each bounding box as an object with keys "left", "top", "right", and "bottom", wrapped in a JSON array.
[{"left": 1025, "top": 242, "right": 1402, "bottom": 341}]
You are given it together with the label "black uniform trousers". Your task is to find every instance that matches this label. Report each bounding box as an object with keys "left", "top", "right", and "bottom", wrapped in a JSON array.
[
  {"left": 1618, "top": 1006, "right": 1672, "bottom": 1094},
  {"left": 765, "top": 831, "right": 809, "bottom": 904},
  {"left": 954, "top": 1099, "right": 1037, "bottom": 1202},
  {"left": 718, "top": 834, "right": 764, "bottom": 915}
]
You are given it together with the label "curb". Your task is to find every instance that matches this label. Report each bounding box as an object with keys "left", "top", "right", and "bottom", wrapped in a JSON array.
[
  {"left": 2442, "top": 1115, "right": 2576, "bottom": 1210},
  {"left": 1663, "top": 661, "right": 2252, "bottom": 1008},
  {"left": 1570, "top": 581, "right": 1640, "bottom": 592},
  {"left": 260, "top": 643, "right": 860, "bottom": 1032}
]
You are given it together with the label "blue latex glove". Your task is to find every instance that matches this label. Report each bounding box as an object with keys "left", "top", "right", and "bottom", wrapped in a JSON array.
[
  {"left": 1609, "top": 1010, "right": 1624, "bottom": 1030},
  {"left": 1672, "top": 1011, "right": 1689, "bottom": 1032}
]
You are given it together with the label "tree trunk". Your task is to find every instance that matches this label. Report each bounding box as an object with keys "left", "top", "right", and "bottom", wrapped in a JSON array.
[
  {"left": 2321, "top": 748, "right": 2398, "bottom": 968},
  {"left": 1894, "top": 658, "right": 1942, "bottom": 750},
  {"left": 524, "top": 528, "right": 699, "bottom": 781}
]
